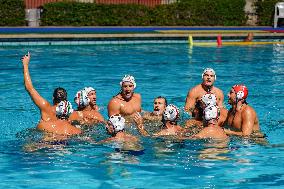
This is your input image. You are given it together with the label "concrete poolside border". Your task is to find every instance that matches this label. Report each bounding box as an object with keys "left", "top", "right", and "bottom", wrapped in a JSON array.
[{"left": 1, "top": 26, "right": 284, "bottom": 46}]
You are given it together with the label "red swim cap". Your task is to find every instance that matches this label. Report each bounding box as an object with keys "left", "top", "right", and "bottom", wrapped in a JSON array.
[{"left": 232, "top": 84, "right": 248, "bottom": 100}]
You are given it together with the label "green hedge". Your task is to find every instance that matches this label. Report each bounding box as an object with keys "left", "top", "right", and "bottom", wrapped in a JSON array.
[
  {"left": 0, "top": 0, "right": 25, "bottom": 26},
  {"left": 151, "top": 0, "right": 246, "bottom": 26},
  {"left": 41, "top": 2, "right": 151, "bottom": 26},
  {"left": 0, "top": 0, "right": 280, "bottom": 26},
  {"left": 41, "top": 0, "right": 247, "bottom": 26},
  {"left": 255, "top": 0, "right": 283, "bottom": 26}
]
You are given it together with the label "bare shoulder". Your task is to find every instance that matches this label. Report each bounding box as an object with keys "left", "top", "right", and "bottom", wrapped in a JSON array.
[
  {"left": 194, "top": 127, "right": 219, "bottom": 139},
  {"left": 187, "top": 84, "right": 201, "bottom": 96},
  {"left": 242, "top": 105, "right": 256, "bottom": 117},
  {"left": 192, "top": 84, "right": 202, "bottom": 92},
  {"left": 108, "top": 96, "right": 122, "bottom": 105},
  {"left": 107, "top": 97, "right": 121, "bottom": 116},
  {"left": 212, "top": 86, "right": 224, "bottom": 95},
  {"left": 69, "top": 111, "right": 82, "bottom": 121},
  {"left": 133, "top": 93, "right": 141, "bottom": 100},
  {"left": 201, "top": 126, "right": 215, "bottom": 133}
]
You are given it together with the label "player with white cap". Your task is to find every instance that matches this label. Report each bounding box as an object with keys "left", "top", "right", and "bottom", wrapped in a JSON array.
[
  {"left": 70, "top": 87, "right": 105, "bottom": 125},
  {"left": 107, "top": 74, "right": 142, "bottom": 118},
  {"left": 21, "top": 52, "right": 80, "bottom": 136},
  {"left": 152, "top": 104, "right": 188, "bottom": 137},
  {"left": 99, "top": 114, "right": 140, "bottom": 144},
  {"left": 184, "top": 68, "right": 224, "bottom": 122},
  {"left": 189, "top": 105, "right": 228, "bottom": 139}
]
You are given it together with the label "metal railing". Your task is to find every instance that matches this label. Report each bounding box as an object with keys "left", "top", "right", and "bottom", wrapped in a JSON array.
[{"left": 25, "top": 0, "right": 178, "bottom": 9}]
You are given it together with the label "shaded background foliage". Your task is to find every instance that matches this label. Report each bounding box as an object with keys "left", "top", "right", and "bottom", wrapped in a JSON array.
[
  {"left": 255, "top": 0, "right": 282, "bottom": 26},
  {"left": 0, "top": 0, "right": 25, "bottom": 26},
  {"left": 41, "top": 0, "right": 247, "bottom": 26}
]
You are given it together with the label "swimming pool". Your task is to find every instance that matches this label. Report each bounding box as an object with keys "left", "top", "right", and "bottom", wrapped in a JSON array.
[{"left": 0, "top": 43, "right": 284, "bottom": 188}]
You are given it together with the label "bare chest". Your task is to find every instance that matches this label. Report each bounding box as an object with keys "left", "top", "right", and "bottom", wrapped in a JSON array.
[
  {"left": 82, "top": 110, "right": 102, "bottom": 124},
  {"left": 197, "top": 89, "right": 219, "bottom": 100},
  {"left": 227, "top": 111, "right": 242, "bottom": 130},
  {"left": 120, "top": 100, "right": 141, "bottom": 115}
]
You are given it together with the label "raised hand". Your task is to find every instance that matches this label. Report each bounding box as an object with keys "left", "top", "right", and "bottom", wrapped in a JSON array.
[
  {"left": 133, "top": 112, "right": 150, "bottom": 137},
  {"left": 21, "top": 52, "right": 30, "bottom": 66}
]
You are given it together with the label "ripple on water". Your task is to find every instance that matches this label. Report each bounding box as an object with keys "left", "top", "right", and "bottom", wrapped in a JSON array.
[{"left": 0, "top": 44, "right": 283, "bottom": 188}]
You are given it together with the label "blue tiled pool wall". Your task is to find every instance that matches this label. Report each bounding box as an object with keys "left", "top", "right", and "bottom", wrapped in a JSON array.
[
  {"left": 0, "top": 27, "right": 281, "bottom": 34},
  {"left": 0, "top": 36, "right": 284, "bottom": 46}
]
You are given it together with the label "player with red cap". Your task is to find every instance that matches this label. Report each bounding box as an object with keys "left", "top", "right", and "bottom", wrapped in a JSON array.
[
  {"left": 225, "top": 84, "right": 262, "bottom": 137},
  {"left": 232, "top": 84, "right": 248, "bottom": 102}
]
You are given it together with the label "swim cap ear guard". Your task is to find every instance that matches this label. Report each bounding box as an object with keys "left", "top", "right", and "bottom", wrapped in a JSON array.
[
  {"left": 56, "top": 100, "right": 73, "bottom": 119},
  {"left": 120, "top": 75, "right": 136, "bottom": 89},
  {"left": 203, "top": 105, "right": 220, "bottom": 122},
  {"left": 108, "top": 114, "right": 125, "bottom": 133},
  {"left": 202, "top": 68, "right": 216, "bottom": 80},
  {"left": 163, "top": 104, "right": 180, "bottom": 122},
  {"left": 201, "top": 93, "right": 217, "bottom": 107},
  {"left": 232, "top": 84, "right": 248, "bottom": 101},
  {"left": 74, "top": 90, "right": 90, "bottom": 108}
]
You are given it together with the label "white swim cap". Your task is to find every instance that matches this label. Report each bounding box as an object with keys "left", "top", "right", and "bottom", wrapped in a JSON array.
[
  {"left": 203, "top": 105, "right": 220, "bottom": 122},
  {"left": 202, "top": 68, "right": 216, "bottom": 80},
  {"left": 108, "top": 114, "right": 125, "bottom": 133},
  {"left": 74, "top": 90, "right": 90, "bottom": 108},
  {"left": 83, "top": 87, "right": 95, "bottom": 95},
  {"left": 120, "top": 75, "right": 136, "bottom": 89},
  {"left": 163, "top": 104, "right": 180, "bottom": 122},
  {"left": 201, "top": 93, "right": 217, "bottom": 107},
  {"left": 56, "top": 100, "right": 73, "bottom": 118}
]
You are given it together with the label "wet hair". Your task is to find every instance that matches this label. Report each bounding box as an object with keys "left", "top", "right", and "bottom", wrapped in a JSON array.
[
  {"left": 154, "top": 96, "right": 168, "bottom": 107},
  {"left": 53, "top": 87, "right": 67, "bottom": 104}
]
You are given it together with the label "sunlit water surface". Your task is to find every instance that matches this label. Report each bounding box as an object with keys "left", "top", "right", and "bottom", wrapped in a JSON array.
[{"left": 0, "top": 43, "right": 284, "bottom": 188}]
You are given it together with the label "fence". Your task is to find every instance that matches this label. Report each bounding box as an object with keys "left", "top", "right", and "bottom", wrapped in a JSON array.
[
  {"left": 25, "top": 0, "right": 60, "bottom": 9},
  {"left": 95, "top": 0, "right": 161, "bottom": 7},
  {"left": 25, "top": 0, "right": 178, "bottom": 9}
]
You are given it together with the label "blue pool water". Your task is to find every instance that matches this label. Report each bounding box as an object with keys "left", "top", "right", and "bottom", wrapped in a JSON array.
[{"left": 0, "top": 43, "right": 284, "bottom": 188}]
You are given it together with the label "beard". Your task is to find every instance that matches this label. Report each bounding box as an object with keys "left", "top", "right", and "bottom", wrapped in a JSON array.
[{"left": 122, "top": 92, "right": 133, "bottom": 101}]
